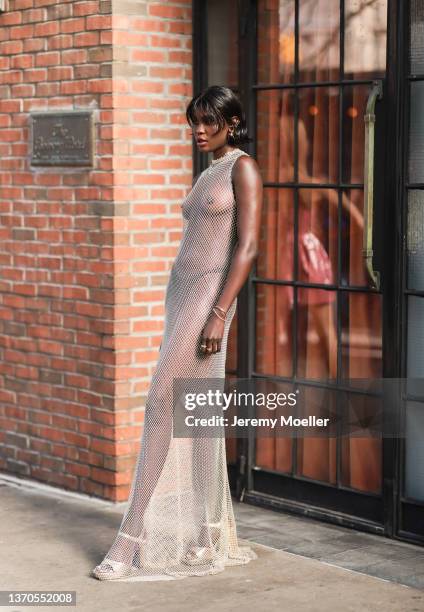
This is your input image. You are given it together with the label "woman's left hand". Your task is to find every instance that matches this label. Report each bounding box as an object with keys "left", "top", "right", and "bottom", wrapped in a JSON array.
[{"left": 200, "top": 312, "right": 225, "bottom": 354}]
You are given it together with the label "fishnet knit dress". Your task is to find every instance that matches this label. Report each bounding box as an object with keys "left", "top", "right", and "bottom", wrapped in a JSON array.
[{"left": 93, "top": 147, "right": 258, "bottom": 581}]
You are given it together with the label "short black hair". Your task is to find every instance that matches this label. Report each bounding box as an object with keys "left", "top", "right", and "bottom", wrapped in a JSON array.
[{"left": 186, "top": 85, "right": 252, "bottom": 146}]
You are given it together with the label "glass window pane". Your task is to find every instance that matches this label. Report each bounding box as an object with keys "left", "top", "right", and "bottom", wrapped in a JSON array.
[
  {"left": 408, "top": 81, "right": 424, "bottom": 184},
  {"left": 342, "top": 85, "right": 369, "bottom": 184},
  {"left": 407, "top": 296, "right": 424, "bottom": 379},
  {"left": 255, "top": 283, "right": 293, "bottom": 378},
  {"left": 256, "top": 436, "right": 293, "bottom": 474},
  {"left": 257, "top": 90, "right": 295, "bottom": 184},
  {"left": 207, "top": 0, "right": 239, "bottom": 87},
  {"left": 299, "top": 0, "right": 340, "bottom": 81},
  {"left": 256, "top": 188, "right": 294, "bottom": 281},
  {"left": 340, "top": 189, "right": 367, "bottom": 287},
  {"left": 407, "top": 190, "right": 424, "bottom": 291},
  {"left": 410, "top": 0, "right": 424, "bottom": 76},
  {"left": 341, "top": 394, "right": 382, "bottom": 493},
  {"left": 344, "top": 0, "right": 387, "bottom": 79},
  {"left": 341, "top": 291, "right": 383, "bottom": 379},
  {"left": 297, "top": 188, "right": 338, "bottom": 290},
  {"left": 298, "top": 87, "right": 339, "bottom": 184},
  {"left": 226, "top": 308, "right": 238, "bottom": 372},
  {"left": 296, "top": 288, "right": 338, "bottom": 380},
  {"left": 257, "top": 0, "right": 295, "bottom": 84},
  {"left": 296, "top": 386, "right": 338, "bottom": 484},
  {"left": 405, "top": 401, "right": 424, "bottom": 502}
]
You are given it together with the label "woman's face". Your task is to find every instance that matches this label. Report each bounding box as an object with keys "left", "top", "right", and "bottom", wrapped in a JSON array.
[{"left": 189, "top": 112, "right": 238, "bottom": 153}]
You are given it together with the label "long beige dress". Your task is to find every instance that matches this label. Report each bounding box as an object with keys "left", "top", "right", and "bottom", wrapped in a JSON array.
[{"left": 94, "top": 147, "right": 257, "bottom": 580}]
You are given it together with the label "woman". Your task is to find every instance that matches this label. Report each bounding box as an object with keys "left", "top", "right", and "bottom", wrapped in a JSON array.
[{"left": 91, "top": 85, "right": 263, "bottom": 581}]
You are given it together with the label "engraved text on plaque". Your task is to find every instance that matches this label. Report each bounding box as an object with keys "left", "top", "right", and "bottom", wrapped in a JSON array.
[{"left": 31, "top": 111, "right": 94, "bottom": 166}]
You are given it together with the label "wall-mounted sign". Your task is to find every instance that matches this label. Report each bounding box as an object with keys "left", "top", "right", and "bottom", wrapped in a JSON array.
[{"left": 30, "top": 111, "right": 94, "bottom": 167}]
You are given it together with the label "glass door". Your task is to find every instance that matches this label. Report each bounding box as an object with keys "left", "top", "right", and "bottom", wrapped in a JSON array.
[
  {"left": 246, "top": 0, "right": 390, "bottom": 529},
  {"left": 398, "top": 0, "right": 424, "bottom": 544},
  {"left": 194, "top": 0, "right": 424, "bottom": 544}
]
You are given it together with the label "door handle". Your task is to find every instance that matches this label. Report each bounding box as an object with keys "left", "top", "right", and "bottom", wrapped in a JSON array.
[{"left": 362, "top": 79, "right": 383, "bottom": 290}]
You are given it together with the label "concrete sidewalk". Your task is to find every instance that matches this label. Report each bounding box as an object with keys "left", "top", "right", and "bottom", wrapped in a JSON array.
[{"left": 1, "top": 475, "right": 423, "bottom": 612}]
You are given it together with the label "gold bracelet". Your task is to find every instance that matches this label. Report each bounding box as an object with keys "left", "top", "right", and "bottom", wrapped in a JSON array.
[
  {"left": 212, "top": 306, "right": 225, "bottom": 321},
  {"left": 214, "top": 305, "right": 227, "bottom": 316}
]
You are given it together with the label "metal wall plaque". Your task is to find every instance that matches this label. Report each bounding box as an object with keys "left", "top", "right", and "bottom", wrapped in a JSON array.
[{"left": 30, "top": 111, "right": 94, "bottom": 166}]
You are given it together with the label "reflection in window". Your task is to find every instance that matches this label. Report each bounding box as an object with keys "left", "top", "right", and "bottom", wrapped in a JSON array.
[
  {"left": 257, "top": 0, "right": 295, "bottom": 84},
  {"left": 297, "top": 288, "right": 338, "bottom": 380},
  {"left": 296, "top": 386, "right": 338, "bottom": 484},
  {"left": 298, "top": 87, "right": 339, "bottom": 184},
  {"left": 341, "top": 393, "right": 382, "bottom": 493},
  {"left": 407, "top": 296, "right": 424, "bottom": 380},
  {"left": 256, "top": 90, "right": 295, "bottom": 183},
  {"left": 342, "top": 85, "right": 369, "bottom": 184},
  {"left": 297, "top": 188, "right": 338, "bottom": 290},
  {"left": 404, "top": 0, "right": 424, "bottom": 506},
  {"left": 405, "top": 402, "right": 424, "bottom": 502},
  {"left": 407, "top": 191, "right": 424, "bottom": 291},
  {"left": 344, "top": 0, "right": 387, "bottom": 79},
  {"left": 341, "top": 291, "right": 382, "bottom": 379},
  {"left": 225, "top": 308, "right": 238, "bottom": 373},
  {"left": 256, "top": 188, "right": 294, "bottom": 281},
  {"left": 299, "top": 0, "right": 340, "bottom": 81},
  {"left": 408, "top": 81, "right": 424, "bottom": 184},
  {"left": 340, "top": 189, "right": 366, "bottom": 287},
  {"left": 410, "top": 0, "right": 424, "bottom": 76},
  {"left": 207, "top": 0, "right": 238, "bottom": 88},
  {"left": 255, "top": 283, "right": 293, "bottom": 378}
]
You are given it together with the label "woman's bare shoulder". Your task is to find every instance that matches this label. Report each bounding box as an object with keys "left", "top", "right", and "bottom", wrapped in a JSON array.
[{"left": 232, "top": 153, "right": 261, "bottom": 183}]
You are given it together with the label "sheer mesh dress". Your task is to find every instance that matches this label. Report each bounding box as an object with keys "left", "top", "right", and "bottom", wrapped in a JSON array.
[{"left": 91, "top": 148, "right": 258, "bottom": 581}]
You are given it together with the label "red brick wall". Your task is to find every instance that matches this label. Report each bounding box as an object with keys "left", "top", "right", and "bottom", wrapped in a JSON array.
[{"left": 0, "top": 0, "right": 193, "bottom": 500}]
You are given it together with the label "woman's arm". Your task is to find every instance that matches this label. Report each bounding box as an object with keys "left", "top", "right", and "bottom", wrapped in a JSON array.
[
  {"left": 200, "top": 155, "right": 263, "bottom": 354},
  {"left": 216, "top": 155, "right": 263, "bottom": 311}
]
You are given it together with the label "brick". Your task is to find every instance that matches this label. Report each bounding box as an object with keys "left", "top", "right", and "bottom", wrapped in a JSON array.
[
  {"left": 35, "top": 51, "right": 60, "bottom": 66},
  {"left": 73, "top": 31, "right": 100, "bottom": 47},
  {"left": 148, "top": 5, "right": 189, "bottom": 20},
  {"left": 10, "top": 84, "right": 36, "bottom": 98},
  {"left": 85, "top": 15, "right": 111, "bottom": 30},
  {"left": 87, "top": 46, "right": 111, "bottom": 62},
  {"left": 0, "top": 70, "right": 22, "bottom": 84},
  {"left": 0, "top": 11, "right": 23, "bottom": 26},
  {"left": 11, "top": 25, "right": 35, "bottom": 39},
  {"left": 10, "top": 55, "right": 34, "bottom": 69},
  {"left": 46, "top": 3, "right": 72, "bottom": 20},
  {"left": 73, "top": 1, "right": 100, "bottom": 17},
  {"left": 74, "top": 64, "right": 100, "bottom": 79},
  {"left": 87, "top": 78, "right": 112, "bottom": 93},
  {"left": 1, "top": 40, "right": 24, "bottom": 55},
  {"left": 23, "top": 9, "right": 46, "bottom": 23},
  {"left": 61, "top": 49, "right": 87, "bottom": 64},
  {"left": 48, "top": 34, "right": 73, "bottom": 50},
  {"left": 23, "top": 38, "right": 44, "bottom": 52},
  {"left": 47, "top": 66, "right": 73, "bottom": 80},
  {"left": 34, "top": 21, "right": 60, "bottom": 37},
  {"left": 36, "top": 82, "right": 60, "bottom": 96},
  {"left": 23, "top": 68, "right": 47, "bottom": 82},
  {"left": 60, "top": 17, "right": 85, "bottom": 34}
]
